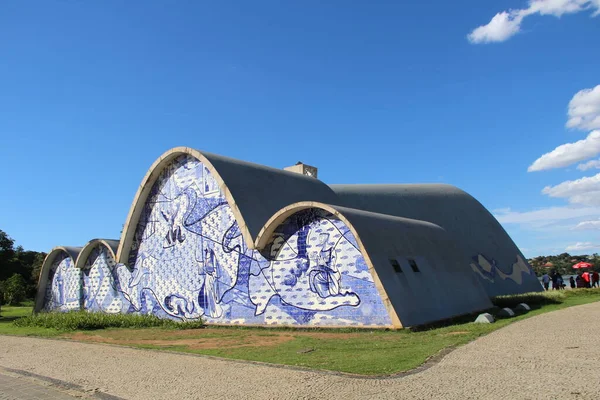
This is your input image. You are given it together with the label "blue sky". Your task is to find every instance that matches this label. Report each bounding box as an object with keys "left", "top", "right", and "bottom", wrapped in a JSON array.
[{"left": 1, "top": 1, "right": 599, "bottom": 257}]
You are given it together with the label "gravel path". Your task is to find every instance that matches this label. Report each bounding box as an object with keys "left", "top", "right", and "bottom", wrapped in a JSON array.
[{"left": 1, "top": 302, "right": 600, "bottom": 400}]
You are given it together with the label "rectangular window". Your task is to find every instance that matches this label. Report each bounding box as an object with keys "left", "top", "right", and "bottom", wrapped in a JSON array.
[
  {"left": 408, "top": 258, "right": 420, "bottom": 272},
  {"left": 390, "top": 259, "right": 402, "bottom": 273}
]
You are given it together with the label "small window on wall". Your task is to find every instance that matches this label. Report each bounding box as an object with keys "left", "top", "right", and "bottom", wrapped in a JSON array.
[
  {"left": 390, "top": 259, "right": 403, "bottom": 273},
  {"left": 408, "top": 258, "right": 420, "bottom": 272}
]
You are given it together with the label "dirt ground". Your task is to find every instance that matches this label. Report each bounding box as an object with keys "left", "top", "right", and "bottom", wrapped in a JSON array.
[{"left": 64, "top": 328, "right": 373, "bottom": 350}]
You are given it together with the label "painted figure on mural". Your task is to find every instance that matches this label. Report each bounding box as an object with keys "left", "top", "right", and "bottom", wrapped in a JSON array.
[
  {"left": 50, "top": 262, "right": 65, "bottom": 308},
  {"left": 43, "top": 256, "right": 82, "bottom": 312},
  {"left": 82, "top": 246, "right": 132, "bottom": 314},
  {"left": 198, "top": 246, "right": 223, "bottom": 318},
  {"left": 249, "top": 209, "right": 362, "bottom": 317},
  {"left": 83, "top": 247, "right": 102, "bottom": 310},
  {"left": 117, "top": 156, "right": 242, "bottom": 321},
  {"left": 470, "top": 254, "right": 534, "bottom": 285},
  {"left": 308, "top": 233, "right": 342, "bottom": 298}
]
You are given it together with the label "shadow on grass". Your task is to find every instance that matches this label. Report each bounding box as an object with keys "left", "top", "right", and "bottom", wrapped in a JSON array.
[
  {"left": 492, "top": 293, "right": 562, "bottom": 309},
  {"left": 0, "top": 316, "right": 24, "bottom": 322},
  {"left": 410, "top": 292, "right": 565, "bottom": 332}
]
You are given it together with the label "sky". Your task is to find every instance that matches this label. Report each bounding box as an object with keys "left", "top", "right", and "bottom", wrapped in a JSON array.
[{"left": 0, "top": 0, "right": 599, "bottom": 258}]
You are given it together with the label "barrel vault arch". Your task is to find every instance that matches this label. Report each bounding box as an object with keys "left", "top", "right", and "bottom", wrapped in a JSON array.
[
  {"left": 75, "top": 239, "right": 119, "bottom": 270},
  {"left": 75, "top": 239, "right": 131, "bottom": 314},
  {"left": 255, "top": 201, "right": 403, "bottom": 329},
  {"left": 34, "top": 246, "right": 82, "bottom": 313},
  {"left": 116, "top": 147, "right": 251, "bottom": 265}
]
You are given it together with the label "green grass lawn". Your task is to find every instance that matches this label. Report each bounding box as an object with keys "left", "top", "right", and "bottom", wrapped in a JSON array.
[
  {"left": 0, "top": 305, "right": 61, "bottom": 336},
  {"left": 2, "top": 289, "right": 600, "bottom": 376}
]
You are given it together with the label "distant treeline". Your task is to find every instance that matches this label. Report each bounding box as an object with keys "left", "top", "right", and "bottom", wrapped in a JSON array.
[
  {"left": 0, "top": 229, "right": 46, "bottom": 305},
  {"left": 528, "top": 253, "right": 600, "bottom": 276}
]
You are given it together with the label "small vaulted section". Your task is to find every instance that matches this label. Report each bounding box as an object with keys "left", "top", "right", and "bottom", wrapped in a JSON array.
[
  {"left": 35, "top": 246, "right": 83, "bottom": 313},
  {"left": 75, "top": 239, "right": 130, "bottom": 314}
]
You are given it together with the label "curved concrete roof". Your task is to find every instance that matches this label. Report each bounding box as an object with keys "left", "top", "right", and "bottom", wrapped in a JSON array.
[
  {"left": 34, "top": 246, "right": 82, "bottom": 313},
  {"left": 36, "top": 148, "right": 538, "bottom": 324},
  {"left": 75, "top": 239, "right": 119, "bottom": 270},
  {"left": 329, "top": 184, "right": 541, "bottom": 296},
  {"left": 117, "top": 147, "right": 338, "bottom": 263},
  {"left": 257, "top": 201, "right": 492, "bottom": 328}
]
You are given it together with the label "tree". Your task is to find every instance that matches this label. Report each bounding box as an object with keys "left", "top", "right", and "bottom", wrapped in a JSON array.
[
  {"left": 0, "top": 273, "right": 27, "bottom": 305},
  {"left": 0, "top": 230, "right": 16, "bottom": 281},
  {"left": 0, "top": 229, "right": 47, "bottom": 297},
  {"left": 30, "top": 252, "right": 46, "bottom": 285}
]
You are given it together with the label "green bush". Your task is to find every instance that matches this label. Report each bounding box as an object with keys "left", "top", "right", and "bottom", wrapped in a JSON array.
[
  {"left": 14, "top": 311, "right": 204, "bottom": 331},
  {"left": 0, "top": 274, "right": 28, "bottom": 305}
]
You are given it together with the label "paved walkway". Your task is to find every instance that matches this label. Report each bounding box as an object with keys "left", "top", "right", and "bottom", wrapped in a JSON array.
[
  {"left": 1, "top": 302, "right": 600, "bottom": 399},
  {"left": 0, "top": 372, "right": 82, "bottom": 400}
]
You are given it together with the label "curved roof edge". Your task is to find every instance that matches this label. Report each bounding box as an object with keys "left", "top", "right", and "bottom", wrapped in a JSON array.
[
  {"left": 34, "top": 246, "right": 83, "bottom": 313},
  {"left": 255, "top": 200, "right": 445, "bottom": 249},
  {"left": 74, "top": 239, "right": 119, "bottom": 270},
  {"left": 117, "top": 147, "right": 338, "bottom": 263}
]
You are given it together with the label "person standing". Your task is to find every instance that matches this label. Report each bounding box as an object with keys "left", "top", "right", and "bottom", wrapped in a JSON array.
[
  {"left": 570, "top": 276, "right": 576, "bottom": 289},
  {"left": 576, "top": 273, "right": 584, "bottom": 288},
  {"left": 582, "top": 270, "right": 591, "bottom": 288},
  {"left": 541, "top": 273, "right": 550, "bottom": 291},
  {"left": 551, "top": 271, "right": 560, "bottom": 290},
  {"left": 592, "top": 271, "right": 599, "bottom": 288}
]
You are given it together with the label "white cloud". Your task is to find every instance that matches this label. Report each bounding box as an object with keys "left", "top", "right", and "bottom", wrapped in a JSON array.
[
  {"left": 494, "top": 205, "right": 600, "bottom": 224},
  {"left": 577, "top": 159, "right": 600, "bottom": 171},
  {"left": 528, "top": 0, "right": 596, "bottom": 16},
  {"left": 573, "top": 218, "right": 600, "bottom": 230},
  {"left": 542, "top": 173, "right": 600, "bottom": 206},
  {"left": 468, "top": 0, "right": 600, "bottom": 44},
  {"left": 528, "top": 130, "right": 600, "bottom": 172},
  {"left": 566, "top": 85, "right": 600, "bottom": 131},
  {"left": 467, "top": 11, "right": 524, "bottom": 44},
  {"left": 565, "top": 241, "right": 599, "bottom": 252}
]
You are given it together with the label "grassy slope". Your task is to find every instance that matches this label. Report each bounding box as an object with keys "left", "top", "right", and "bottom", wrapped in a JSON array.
[{"left": 1, "top": 289, "right": 599, "bottom": 375}]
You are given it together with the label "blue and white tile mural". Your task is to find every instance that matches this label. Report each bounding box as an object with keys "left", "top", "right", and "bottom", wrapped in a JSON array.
[
  {"left": 82, "top": 245, "right": 131, "bottom": 314},
  {"left": 43, "top": 254, "right": 82, "bottom": 312},
  {"left": 41, "top": 155, "right": 392, "bottom": 326}
]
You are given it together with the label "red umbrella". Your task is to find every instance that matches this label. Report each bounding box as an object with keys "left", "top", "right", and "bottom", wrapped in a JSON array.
[{"left": 573, "top": 262, "right": 593, "bottom": 269}]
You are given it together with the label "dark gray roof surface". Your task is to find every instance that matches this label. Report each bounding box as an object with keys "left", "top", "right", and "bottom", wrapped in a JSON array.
[
  {"left": 202, "top": 151, "right": 340, "bottom": 241},
  {"left": 329, "top": 184, "right": 542, "bottom": 296}
]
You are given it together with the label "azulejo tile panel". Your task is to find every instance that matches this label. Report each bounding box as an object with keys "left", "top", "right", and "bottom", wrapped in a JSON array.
[
  {"left": 43, "top": 254, "right": 81, "bottom": 312},
  {"left": 43, "top": 155, "right": 391, "bottom": 327}
]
